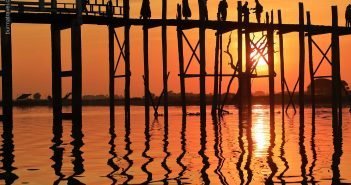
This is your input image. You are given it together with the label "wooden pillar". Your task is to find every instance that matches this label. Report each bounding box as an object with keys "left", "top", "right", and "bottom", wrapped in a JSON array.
[
  {"left": 298, "top": 2, "right": 305, "bottom": 122},
  {"left": 331, "top": 6, "right": 341, "bottom": 126},
  {"left": 218, "top": 34, "right": 223, "bottom": 114},
  {"left": 108, "top": 26, "right": 115, "bottom": 123},
  {"left": 198, "top": 0, "right": 207, "bottom": 121},
  {"left": 177, "top": 29, "right": 187, "bottom": 116},
  {"left": 51, "top": 23, "right": 62, "bottom": 123},
  {"left": 162, "top": 0, "right": 168, "bottom": 119},
  {"left": 278, "top": 10, "right": 285, "bottom": 113},
  {"left": 71, "top": 19, "right": 83, "bottom": 127},
  {"left": 124, "top": 0, "right": 131, "bottom": 119},
  {"left": 212, "top": 31, "right": 220, "bottom": 115},
  {"left": 245, "top": 13, "right": 251, "bottom": 109},
  {"left": 307, "top": 12, "right": 315, "bottom": 119},
  {"left": 237, "top": 1, "right": 243, "bottom": 109},
  {"left": 143, "top": 26, "right": 150, "bottom": 119},
  {"left": 1, "top": 20, "right": 13, "bottom": 124},
  {"left": 268, "top": 13, "right": 275, "bottom": 115}
]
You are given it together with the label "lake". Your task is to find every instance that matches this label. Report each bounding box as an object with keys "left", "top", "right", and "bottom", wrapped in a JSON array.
[{"left": 0, "top": 105, "right": 350, "bottom": 184}]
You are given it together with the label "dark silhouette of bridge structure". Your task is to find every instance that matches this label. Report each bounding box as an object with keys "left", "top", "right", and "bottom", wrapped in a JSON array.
[{"left": 0, "top": 0, "right": 348, "bottom": 128}]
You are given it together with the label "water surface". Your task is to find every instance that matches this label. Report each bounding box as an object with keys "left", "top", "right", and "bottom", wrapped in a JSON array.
[{"left": 0, "top": 105, "right": 350, "bottom": 184}]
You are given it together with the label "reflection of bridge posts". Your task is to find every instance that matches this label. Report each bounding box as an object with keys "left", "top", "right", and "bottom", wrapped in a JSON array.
[{"left": 1, "top": 18, "right": 13, "bottom": 124}]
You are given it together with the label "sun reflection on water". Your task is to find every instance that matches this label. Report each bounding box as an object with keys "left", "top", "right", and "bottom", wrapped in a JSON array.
[{"left": 252, "top": 108, "right": 270, "bottom": 158}]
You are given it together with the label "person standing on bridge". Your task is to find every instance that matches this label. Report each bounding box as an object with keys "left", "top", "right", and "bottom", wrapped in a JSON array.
[
  {"left": 242, "top": 1, "right": 250, "bottom": 23},
  {"left": 140, "top": 0, "right": 151, "bottom": 19},
  {"left": 345, "top": 4, "right": 351, "bottom": 27},
  {"left": 182, "top": 0, "right": 192, "bottom": 20},
  {"left": 251, "top": 0, "right": 263, "bottom": 23},
  {"left": 106, "top": 0, "right": 113, "bottom": 17},
  {"left": 82, "top": 0, "right": 89, "bottom": 15},
  {"left": 218, "top": 0, "right": 228, "bottom": 21}
]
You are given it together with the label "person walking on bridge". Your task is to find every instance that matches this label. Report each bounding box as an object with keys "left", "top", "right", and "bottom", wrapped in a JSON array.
[
  {"left": 182, "top": 0, "right": 192, "bottom": 20},
  {"left": 252, "top": 0, "right": 263, "bottom": 23},
  {"left": 140, "top": 0, "right": 151, "bottom": 19},
  {"left": 242, "top": 1, "right": 250, "bottom": 23},
  {"left": 218, "top": 0, "right": 228, "bottom": 21},
  {"left": 346, "top": 4, "right": 351, "bottom": 27}
]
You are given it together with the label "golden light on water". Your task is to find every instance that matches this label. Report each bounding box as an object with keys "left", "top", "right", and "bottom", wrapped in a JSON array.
[{"left": 252, "top": 108, "right": 269, "bottom": 158}]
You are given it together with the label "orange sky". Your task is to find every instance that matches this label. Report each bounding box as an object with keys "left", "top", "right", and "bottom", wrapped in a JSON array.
[{"left": 4, "top": 0, "right": 351, "bottom": 98}]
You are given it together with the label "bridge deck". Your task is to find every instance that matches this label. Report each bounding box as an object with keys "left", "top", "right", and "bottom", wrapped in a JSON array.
[{"left": 2, "top": 12, "right": 351, "bottom": 36}]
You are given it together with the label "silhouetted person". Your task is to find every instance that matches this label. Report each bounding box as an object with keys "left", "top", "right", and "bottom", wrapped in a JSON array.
[
  {"left": 242, "top": 1, "right": 250, "bottom": 23},
  {"left": 218, "top": 0, "right": 228, "bottom": 21},
  {"left": 140, "top": 0, "right": 151, "bottom": 19},
  {"left": 182, "top": 0, "right": 191, "bottom": 20},
  {"left": 106, "top": 0, "right": 113, "bottom": 17},
  {"left": 177, "top": 4, "right": 182, "bottom": 20},
  {"left": 198, "top": 0, "right": 208, "bottom": 21},
  {"left": 82, "top": 0, "right": 89, "bottom": 15},
  {"left": 204, "top": 0, "right": 208, "bottom": 21},
  {"left": 252, "top": 0, "right": 263, "bottom": 23},
  {"left": 346, "top": 4, "right": 351, "bottom": 27}
]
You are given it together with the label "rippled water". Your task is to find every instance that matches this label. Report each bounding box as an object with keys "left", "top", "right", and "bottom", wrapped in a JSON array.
[{"left": 0, "top": 105, "right": 350, "bottom": 184}]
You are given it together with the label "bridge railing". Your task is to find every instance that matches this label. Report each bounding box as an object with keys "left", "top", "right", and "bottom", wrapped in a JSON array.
[{"left": 0, "top": 0, "right": 123, "bottom": 16}]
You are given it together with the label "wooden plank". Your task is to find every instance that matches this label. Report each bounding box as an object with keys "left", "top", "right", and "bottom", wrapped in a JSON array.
[{"left": 60, "top": 70, "right": 72, "bottom": 77}]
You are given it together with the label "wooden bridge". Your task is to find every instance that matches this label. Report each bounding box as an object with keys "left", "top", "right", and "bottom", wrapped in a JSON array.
[{"left": 0, "top": 0, "right": 348, "bottom": 128}]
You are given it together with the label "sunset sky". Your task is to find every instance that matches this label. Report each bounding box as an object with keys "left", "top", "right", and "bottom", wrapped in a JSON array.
[{"left": 5, "top": 0, "right": 351, "bottom": 98}]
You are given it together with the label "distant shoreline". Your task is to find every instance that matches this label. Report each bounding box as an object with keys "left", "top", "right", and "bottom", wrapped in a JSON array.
[{"left": 3, "top": 94, "right": 351, "bottom": 107}]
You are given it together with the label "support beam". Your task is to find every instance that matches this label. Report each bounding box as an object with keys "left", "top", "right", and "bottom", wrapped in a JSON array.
[
  {"left": 177, "top": 29, "right": 187, "bottom": 116},
  {"left": 244, "top": 13, "right": 251, "bottom": 109},
  {"left": 307, "top": 12, "right": 316, "bottom": 119},
  {"left": 71, "top": 19, "right": 83, "bottom": 126},
  {"left": 298, "top": 3, "right": 305, "bottom": 122},
  {"left": 108, "top": 25, "right": 115, "bottom": 123},
  {"left": 124, "top": 0, "right": 131, "bottom": 119},
  {"left": 237, "top": 1, "right": 243, "bottom": 110},
  {"left": 162, "top": 0, "right": 168, "bottom": 119},
  {"left": 331, "top": 6, "right": 341, "bottom": 126},
  {"left": 212, "top": 31, "right": 220, "bottom": 115},
  {"left": 125, "top": 26, "right": 131, "bottom": 119},
  {"left": 278, "top": 10, "right": 285, "bottom": 113},
  {"left": 143, "top": 26, "right": 150, "bottom": 119},
  {"left": 1, "top": 19, "right": 13, "bottom": 124},
  {"left": 199, "top": 1, "right": 207, "bottom": 121},
  {"left": 51, "top": 23, "right": 62, "bottom": 123},
  {"left": 268, "top": 14, "right": 275, "bottom": 115}
]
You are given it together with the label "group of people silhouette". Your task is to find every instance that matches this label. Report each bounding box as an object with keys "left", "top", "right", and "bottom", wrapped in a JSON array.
[{"left": 141, "top": 0, "right": 264, "bottom": 23}]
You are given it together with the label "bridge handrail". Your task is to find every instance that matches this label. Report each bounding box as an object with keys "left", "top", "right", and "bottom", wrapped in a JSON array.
[{"left": 0, "top": 0, "right": 123, "bottom": 16}]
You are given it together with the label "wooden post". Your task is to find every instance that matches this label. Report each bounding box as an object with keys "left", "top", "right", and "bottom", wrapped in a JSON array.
[
  {"left": 237, "top": 1, "right": 243, "bottom": 109},
  {"left": 177, "top": 28, "right": 187, "bottom": 116},
  {"left": 278, "top": 10, "right": 285, "bottom": 114},
  {"left": 51, "top": 23, "right": 62, "bottom": 123},
  {"left": 143, "top": 26, "right": 150, "bottom": 119},
  {"left": 245, "top": 12, "right": 251, "bottom": 109},
  {"left": 218, "top": 34, "right": 223, "bottom": 115},
  {"left": 108, "top": 25, "right": 115, "bottom": 123},
  {"left": 162, "top": 0, "right": 168, "bottom": 119},
  {"left": 212, "top": 31, "right": 220, "bottom": 115},
  {"left": 71, "top": 20, "right": 83, "bottom": 126},
  {"left": 307, "top": 12, "right": 315, "bottom": 119},
  {"left": 268, "top": 13, "right": 275, "bottom": 115},
  {"left": 1, "top": 20, "right": 13, "bottom": 124},
  {"left": 198, "top": 0, "right": 207, "bottom": 121},
  {"left": 124, "top": 0, "right": 131, "bottom": 119},
  {"left": 298, "top": 3, "right": 305, "bottom": 122},
  {"left": 331, "top": 6, "right": 341, "bottom": 126}
]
